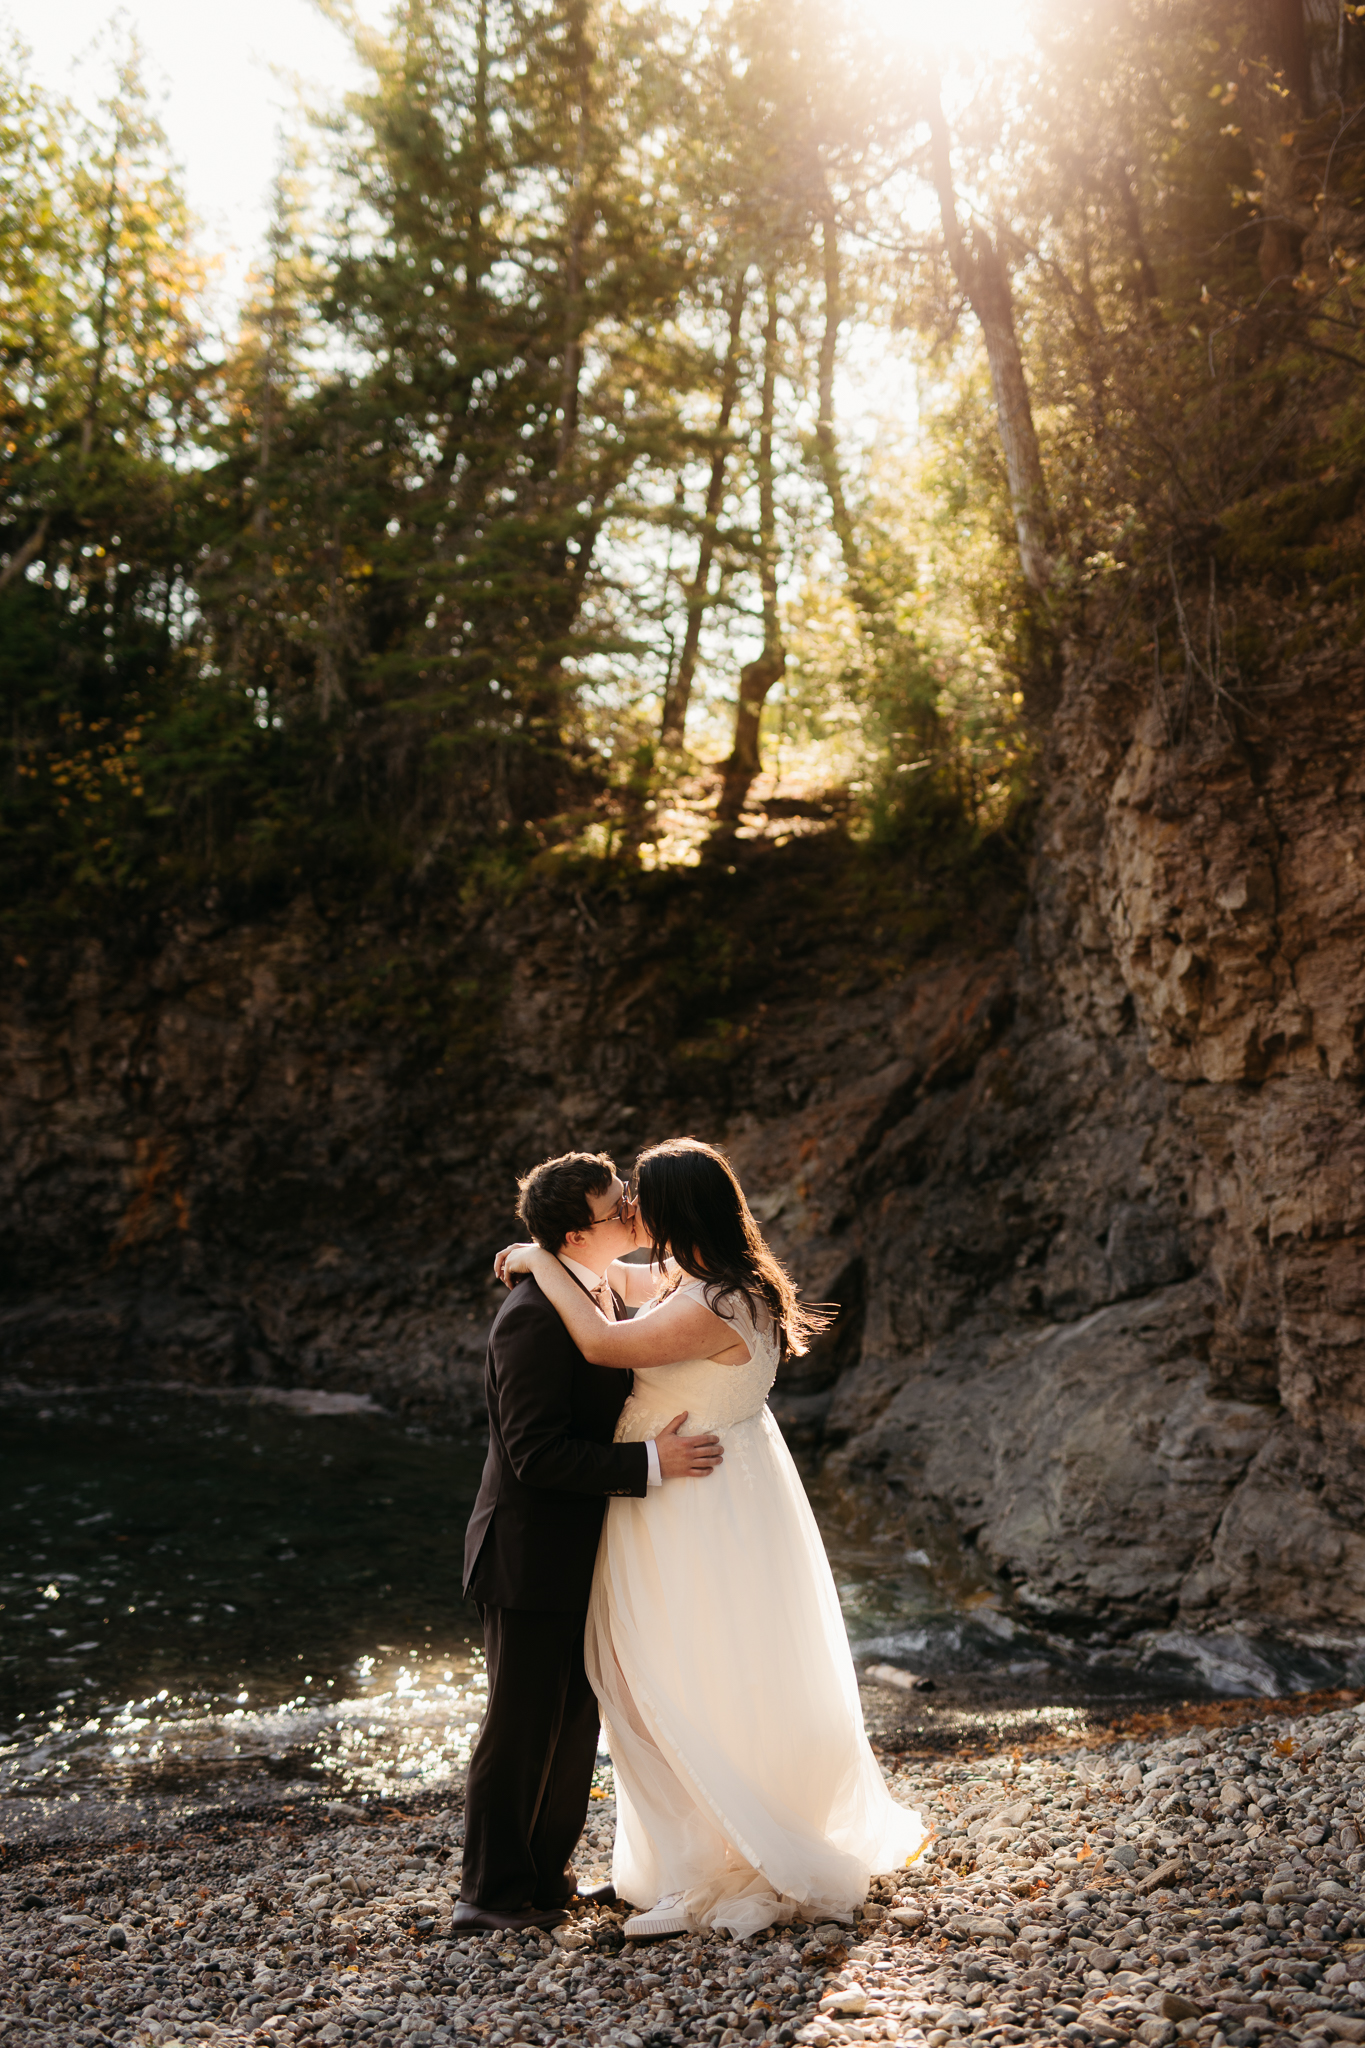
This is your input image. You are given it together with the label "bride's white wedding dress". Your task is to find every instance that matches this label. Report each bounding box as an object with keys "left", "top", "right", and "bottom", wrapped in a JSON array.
[{"left": 584, "top": 1278, "right": 927, "bottom": 1938}]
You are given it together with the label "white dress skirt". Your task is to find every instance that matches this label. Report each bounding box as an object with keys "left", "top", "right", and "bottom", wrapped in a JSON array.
[{"left": 584, "top": 1278, "right": 927, "bottom": 1938}]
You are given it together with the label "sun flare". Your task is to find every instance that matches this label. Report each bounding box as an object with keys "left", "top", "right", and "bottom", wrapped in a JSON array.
[{"left": 849, "top": 0, "right": 1034, "bottom": 60}]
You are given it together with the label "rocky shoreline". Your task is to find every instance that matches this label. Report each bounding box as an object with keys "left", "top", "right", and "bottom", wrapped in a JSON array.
[{"left": 5, "top": 1695, "right": 1365, "bottom": 2048}]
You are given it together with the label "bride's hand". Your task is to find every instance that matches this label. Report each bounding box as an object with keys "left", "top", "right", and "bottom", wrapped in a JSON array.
[{"left": 494, "top": 1241, "right": 540, "bottom": 1287}]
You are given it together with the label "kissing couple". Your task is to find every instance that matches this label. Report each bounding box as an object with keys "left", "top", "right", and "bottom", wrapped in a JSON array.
[{"left": 455, "top": 1137, "right": 926, "bottom": 1944}]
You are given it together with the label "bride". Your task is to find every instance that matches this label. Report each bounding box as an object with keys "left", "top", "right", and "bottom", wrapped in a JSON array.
[{"left": 496, "top": 1136, "right": 926, "bottom": 1941}]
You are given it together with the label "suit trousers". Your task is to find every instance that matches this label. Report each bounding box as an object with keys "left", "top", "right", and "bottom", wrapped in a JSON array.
[{"left": 459, "top": 1602, "right": 601, "bottom": 1911}]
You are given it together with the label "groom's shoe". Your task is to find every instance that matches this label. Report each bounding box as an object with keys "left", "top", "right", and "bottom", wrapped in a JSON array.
[
  {"left": 623, "top": 1893, "right": 691, "bottom": 1941},
  {"left": 451, "top": 1901, "right": 568, "bottom": 1935},
  {"left": 535, "top": 1879, "right": 617, "bottom": 1910}
]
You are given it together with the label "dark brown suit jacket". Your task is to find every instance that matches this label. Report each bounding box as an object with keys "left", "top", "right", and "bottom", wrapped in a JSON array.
[{"left": 462, "top": 1271, "right": 648, "bottom": 1613}]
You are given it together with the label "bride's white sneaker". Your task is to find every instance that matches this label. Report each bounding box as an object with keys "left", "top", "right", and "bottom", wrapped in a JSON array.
[{"left": 623, "top": 1892, "right": 691, "bottom": 1940}]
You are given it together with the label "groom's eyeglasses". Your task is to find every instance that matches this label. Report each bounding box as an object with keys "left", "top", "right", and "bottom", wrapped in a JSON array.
[{"left": 583, "top": 1182, "right": 638, "bottom": 1226}]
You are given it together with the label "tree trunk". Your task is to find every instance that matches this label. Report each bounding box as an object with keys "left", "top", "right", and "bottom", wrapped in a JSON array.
[
  {"left": 660, "top": 273, "right": 747, "bottom": 749},
  {"left": 555, "top": 0, "right": 594, "bottom": 478},
  {"left": 812, "top": 209, "right": 861, "bottom": 593},
  {"left": 717, "top": 277, "right": 784, "bottom": 825},
  {"left": 467, "top": 0, "right": 490, "bottom": 306},
  {"left": 1252, "top": 0, "right": 1337, "bottom": 288},
  {"left": 1267, "top": 0, "right": 1312, "bottom": 107},
  {"left": 526, "top": 0, "right": 595, "bottom": 735},
  {"left": 809, "top": 203, "right": 884, "bottom": 624},
  {"left": 925, "top": 73, "right": 1054, "bottom": 596},
  {"left": 429, "top": 0, "right": 493, "bottom": 492},
  {"left": 252, "top": 178, "right": 288, "bottom": 545},
  {"left": 318, "top": 416, "right": 349, "bottom": 718},
  {"left": 971, "top": 234, "right": 1056, "bottom": 593},
  {"left": 81, "top": 125, "right": 125, "bottom": 465},
  {"left": 0, "top": 514, "right": 49, "bottom": 595},
  {"left": 1112, "top": 146, "right": 1161, "bottom": 321}
]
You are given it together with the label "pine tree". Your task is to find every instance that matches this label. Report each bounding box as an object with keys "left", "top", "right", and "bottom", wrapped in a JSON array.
[{"left": 1, "top": 40, "right": 210, "bottom": 898}]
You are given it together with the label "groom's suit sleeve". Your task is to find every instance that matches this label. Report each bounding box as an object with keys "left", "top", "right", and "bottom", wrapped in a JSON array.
[{"left": 495, "top": 1292, "right": 649, "bottom": 1498}]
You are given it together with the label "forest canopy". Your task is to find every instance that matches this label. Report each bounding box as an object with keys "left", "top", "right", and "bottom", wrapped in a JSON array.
[{"left": 2, "top": 0, "right": 1364, "bottom": 921}]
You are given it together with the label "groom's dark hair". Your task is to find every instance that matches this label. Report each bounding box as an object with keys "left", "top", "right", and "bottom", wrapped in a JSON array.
[{"left": 516, "top": 1150, "right": 616, "bottom": 1253}]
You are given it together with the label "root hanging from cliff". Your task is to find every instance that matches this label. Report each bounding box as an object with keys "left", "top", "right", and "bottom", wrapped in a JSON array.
[{"left": 1161, "top": 551, "right": 1254, "bottom": 742}]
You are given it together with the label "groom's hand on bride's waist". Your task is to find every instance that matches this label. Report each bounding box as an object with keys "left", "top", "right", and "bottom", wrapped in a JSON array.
[{"left": 654, "top": 1411, "right": 723, "bottom": 1480}]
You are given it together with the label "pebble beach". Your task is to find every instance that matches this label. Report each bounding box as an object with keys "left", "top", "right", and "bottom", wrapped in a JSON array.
[{"left": 5, "top": 1694, "right": 1365, "bottom": 2048}]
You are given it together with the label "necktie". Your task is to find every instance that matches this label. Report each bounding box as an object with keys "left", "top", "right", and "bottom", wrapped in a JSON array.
[{"left": 591, "top": 1279, "right": 615, "bottom": 1322}]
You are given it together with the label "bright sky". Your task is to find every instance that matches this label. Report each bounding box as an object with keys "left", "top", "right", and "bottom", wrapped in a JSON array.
[
  {"left": 5, "top": 0, "right": 1026, "bottom": 454},
  {"left": 2, "top": 0, "right": 382, "bottom": 318},
  {"left": 7, "top": 0, "right": 1030, "bottom": 321}
]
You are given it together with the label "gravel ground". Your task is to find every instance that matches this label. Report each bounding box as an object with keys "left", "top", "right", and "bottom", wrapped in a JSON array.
[{"left": 5, "top": 1697, "right": 1365, "bottom": 2048}]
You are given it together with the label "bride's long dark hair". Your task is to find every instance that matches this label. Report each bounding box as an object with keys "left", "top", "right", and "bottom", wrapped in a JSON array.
[{"left": 634, "top": 1138, "right": 829, "bottom": 1360}]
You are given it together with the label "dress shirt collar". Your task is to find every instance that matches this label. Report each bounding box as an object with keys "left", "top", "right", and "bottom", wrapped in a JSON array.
[{"left": 558, "top": 1252, "right": 609, "bottom": 1295}]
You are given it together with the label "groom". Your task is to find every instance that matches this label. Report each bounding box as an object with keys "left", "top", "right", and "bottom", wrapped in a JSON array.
[{"left": 455, "top": 1149, "right": 723, "bottom": 1933}]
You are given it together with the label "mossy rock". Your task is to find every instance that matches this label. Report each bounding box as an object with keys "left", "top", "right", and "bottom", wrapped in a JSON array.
[{"left": 1217, "top": 466, "right": 1365, "bottom": 592}]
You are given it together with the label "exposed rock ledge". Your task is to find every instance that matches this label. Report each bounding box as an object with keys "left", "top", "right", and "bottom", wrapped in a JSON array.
[
  {"left": 2, "top": 646, "right": 1363, "bottom": 1648},
  {"left": 807, "top": 645, "right": 1365, "bottom": 1649}
]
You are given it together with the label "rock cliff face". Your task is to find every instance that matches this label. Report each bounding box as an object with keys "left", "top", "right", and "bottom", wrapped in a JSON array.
[
  {"left": 0, "top": 844, "right": 1002, "bottom": 1427},
  {"left": 816, "top": 645, "right": 1365, "bottom": 1657},
  {"left": 2, "top": 643, "right": 1363, "bottom": 1658}
]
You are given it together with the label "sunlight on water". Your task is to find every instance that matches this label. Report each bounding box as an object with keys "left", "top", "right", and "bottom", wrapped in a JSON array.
[
  {"left": 1, "top": 1382, "right": 1350, "bottom": 1837},
  {"left": 0, "top": 1384, "right": 493, "bottom": 1830},
  {"left": 1, "top": 1646, "right": 490, "bottom": 1811}
]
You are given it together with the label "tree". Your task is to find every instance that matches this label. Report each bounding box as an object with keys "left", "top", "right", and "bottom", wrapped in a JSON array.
[
  {"left": 8, "top": 0, "right": 1362, "bottom": 917},
  {"left": 1, "top": 40, "right": 211, "bottom": 897},
  {"left": 922, "top": 64, "right": 1054, "bottom": 601},
  {"left": 659, "top": 272, "right": 747, "bottom": 751},
  {"left": 189, "top": 0, "right": 705, "bottom": 850},
  {"left": 717, "top": 273, "right": 785, "bottom": 823}
]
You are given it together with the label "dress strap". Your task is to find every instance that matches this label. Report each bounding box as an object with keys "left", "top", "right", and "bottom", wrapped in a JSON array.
[
  {"left": 683, "top": 1277, "right": 763, "bottom": 1340},
  {"left": 675, "top": 1273, "right": 739, "bottom": 1316}
]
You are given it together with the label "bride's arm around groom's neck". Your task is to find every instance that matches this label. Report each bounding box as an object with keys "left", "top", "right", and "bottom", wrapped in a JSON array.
[{"left": 607, "top": 1252, "right": 678, "bottom": 1309}]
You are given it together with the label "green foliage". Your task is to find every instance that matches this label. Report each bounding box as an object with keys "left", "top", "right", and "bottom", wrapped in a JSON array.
[
  {"left": 3, "top": 0, "right": 1364, "bottom": 934},
  {"left": 0, "top": 42, "right": 214, "bottom": 917},
  {"left": 972, "top": 1, "right": 1365, "bottom": 635}
]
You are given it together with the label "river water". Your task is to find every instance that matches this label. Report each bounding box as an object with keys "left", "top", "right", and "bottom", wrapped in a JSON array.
[{"left": 1, "top": 1385, "right": 1347, "bottom": 1840}]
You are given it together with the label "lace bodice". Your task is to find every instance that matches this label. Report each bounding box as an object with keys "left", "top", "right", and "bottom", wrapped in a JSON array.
[{"left": 614, "top": 1277, "right": 780, "bottom": 1439}]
